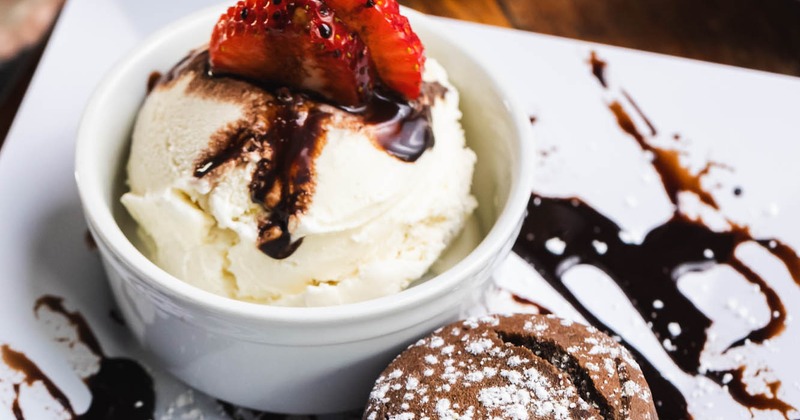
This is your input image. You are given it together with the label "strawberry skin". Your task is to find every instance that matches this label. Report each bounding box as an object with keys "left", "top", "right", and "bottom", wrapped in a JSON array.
[
  {"left": 324, "top": 0, "right": 425, "bottom": 100},
  {"left": 209, "top": 0, "right": 372, "bottom": 106}
]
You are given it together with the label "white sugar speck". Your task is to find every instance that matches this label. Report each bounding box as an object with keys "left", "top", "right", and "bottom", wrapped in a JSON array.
[
  {"left": 545, "top": 237, "right": 567, "bottom": 255},
  {"left": 662, "top": 339, "right": 677, "bottom": 352},
  {"left": 652, "top": 300, "right": 664, "bottom": 309},
  {"left": 507, "top": 356, "right": 528, "bottom": 367},
  {"left": 668, "top": 322, "right": 682, "bottom": 337},
  {"left": 765, "top": 202, "right": 780, "bottom": 217},
  {"left": 430, "top": 336, "right": 445, "bottom": 348},
  {"left": 619, "top": 230, "right": 637, "bottom": 244},
  {"left": 592, "top": 240, "right": 608, "bottom": 255},
  {"left": 465, "top": 371, "right": 485, "bottom": 382},
  {"left": 465, "top": 338, "right": 494, "bottom": 355}
]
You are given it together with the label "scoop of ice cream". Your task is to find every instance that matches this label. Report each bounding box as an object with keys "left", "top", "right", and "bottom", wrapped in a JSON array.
[{"left": 121, "top": 51, "right": 478, "bottom": 306}]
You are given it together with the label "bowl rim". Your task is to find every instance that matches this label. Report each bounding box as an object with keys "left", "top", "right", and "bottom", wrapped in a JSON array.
[{"left": 75, "top": 5, "right": 534, "bottom": 326}]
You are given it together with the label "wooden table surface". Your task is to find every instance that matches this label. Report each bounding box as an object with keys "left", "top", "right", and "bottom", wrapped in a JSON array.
[
  {"left": 400, "top": 0, "right": 800, "bottom": 76},
  {"left": 2, "top": 0, "right": 800, "bottom": 144}
]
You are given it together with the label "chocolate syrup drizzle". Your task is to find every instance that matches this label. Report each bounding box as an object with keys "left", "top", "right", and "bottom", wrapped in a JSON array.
[
  {"left": 167, "top": 50, "right": 440, "bottom": 259},
  {"left": 193, "top": 87, "right": 328, "bottom": 259},
  {"left": 510, "top": 293, "right": 554, "bottom": 315},
  {"left": 512, "top": 52, "right": 798, "bottom": 419},
  {"left": 589, "top": 51, "right": 608, "bottom": 89},
  {"left": 2, "top": 297, "right": 155, "bottom": 419},
  {"left": 361, "top": 86, "right": 442, "bottom": 162}
]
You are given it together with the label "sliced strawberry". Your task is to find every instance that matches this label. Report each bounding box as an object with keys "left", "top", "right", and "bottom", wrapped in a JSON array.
[
  {"left": 324, "top": 0, "right": 425, "bottom": 100},
  {"left": 209, "top": 0, "right": 373, "bottom": 106}
]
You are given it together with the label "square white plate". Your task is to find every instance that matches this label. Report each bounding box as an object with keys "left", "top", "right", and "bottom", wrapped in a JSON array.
[{"left": 1, "top": 0, "right": 799, "bottom": 418}]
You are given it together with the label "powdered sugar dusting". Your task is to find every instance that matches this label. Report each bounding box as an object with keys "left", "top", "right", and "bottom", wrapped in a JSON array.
[{"left": 365, "top": 314, "right": 656, "bottom": 419}]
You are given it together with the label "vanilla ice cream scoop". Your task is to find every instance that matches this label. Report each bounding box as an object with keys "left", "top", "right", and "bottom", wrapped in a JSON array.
[{"left": 121, "top": 50, "right": 477, "bottom": 306}]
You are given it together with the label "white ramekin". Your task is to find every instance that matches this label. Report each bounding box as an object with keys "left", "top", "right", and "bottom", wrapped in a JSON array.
[{"left": 75, "top": 5, "right": 533, "bottom": 414}]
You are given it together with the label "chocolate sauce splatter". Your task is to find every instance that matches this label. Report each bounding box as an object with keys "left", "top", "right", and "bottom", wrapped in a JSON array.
[
  {"left": 707, "top": 368, "right": 793, "bottom": 416},
  {"left": 193, "top": 88, "right": 327, "bottom": 260},
  {"left": 146, "top": 71, "right": 162, "bottom": 94},
  {"left": 513, "top": 195, "right": 798, "bottom": 418},
  {"left": 2, "top": 345, "right": 75, "bottom": 417},
  {"left": 511, "top": 293, "right": 553, "bottom": 315},
  {"left": 511, "top": 51, "right": 799, "bottom": 418},
  {"left": 109, "top": 309, "right": 125, "bottom": 326},
  {"left": 621, "top": 90, "right": 657, "bottom": 137},
  {"left": 166, "top": 49, "right": 443, "bottom": 259},
  {"left": 2, "top": 296, "right": 155, "bottom": 419},
  {"left": 529, "top": 115, "right": 538, "bottom": 124},
  {"left": 84, "top": 230, "right": 97, "bottom": 251},
  {"left": 608, "top": 100, "right": 720, "bottom": 209},
  {"left": 589, "top": 51, "right": 608, "bottom": 88},
  {"left": 760, "top": 238, "right": 800, "bottom": 287}
]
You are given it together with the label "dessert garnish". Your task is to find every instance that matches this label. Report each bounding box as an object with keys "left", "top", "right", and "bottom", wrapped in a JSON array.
[{"left": 209, "top": 0, "right": 425, "bottom": 107}]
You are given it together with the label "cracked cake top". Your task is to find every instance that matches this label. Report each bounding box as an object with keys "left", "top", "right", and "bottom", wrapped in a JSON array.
[{"left": 364, "top": 313, "right": 657, "bottom": 420}]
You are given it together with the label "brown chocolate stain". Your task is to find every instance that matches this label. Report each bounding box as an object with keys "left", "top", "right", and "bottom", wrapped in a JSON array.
[
  {"left": 514, "top": 194, "right": 798, "bottom": 418},
  {"left": 108, "top": 309, "right": 125, "bottom": 326},
  {"left": 2, "top": 296, "right": 155, "bottom": 419},
  {"left": 193, "top": 88, "right": 328, "bottom": 259},
  {"left": 511, "top": 51, "right": 799, "bottom": 419},
  {"left": 589, "top": 51, "right": 608, "bottom": 88},
  {"left": 362, "top": 83, "right": 443, "bottom": 162},
  {"left": 146, "top": 71, "right": 162, "bottom": 94},
  {"left": 157, "top": 49, "right": 441, "bottom": 259},
  {"left": 84, "top": 230, "right": 97, "bottom": 251},
  {"left": 511, "top": 293, "right": 553, "bottom": 315},
  {"left": 608, "top": 100, "right": 719, "bottom": 209},
  {"left": 707, "top": 368, "right": 794, "bottom": 417},
  {"left": 2, "top": 344, "right": 75, "bottom": 417},
  {"left": 760, "top": 239, "right": 800, "bottom": 287},
  {"left": 621, "top": 89, "right": 657, "bottom": 137}
]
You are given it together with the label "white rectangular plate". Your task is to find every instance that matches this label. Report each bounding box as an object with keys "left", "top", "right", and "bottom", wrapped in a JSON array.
[{"left": 1, "top": 0, "right": 799, "bottom": 418}]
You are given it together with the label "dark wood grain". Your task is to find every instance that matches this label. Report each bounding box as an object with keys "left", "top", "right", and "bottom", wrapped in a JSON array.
[
  {"left": 400, "top": 0, "right": 800, "bottom": 76},
  {"left": 0, "top": 41, "right": 47, "bottom": 148}
]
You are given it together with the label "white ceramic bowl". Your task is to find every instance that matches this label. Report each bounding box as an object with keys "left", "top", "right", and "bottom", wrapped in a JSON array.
[{"left": 75, "top": 5, "right": 533, "bottom": 414}]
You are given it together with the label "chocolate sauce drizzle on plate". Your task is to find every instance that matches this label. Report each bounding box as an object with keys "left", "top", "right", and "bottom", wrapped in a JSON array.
[
  {"left": 2, "top": 296, "right": 155, "bottom": 419},
  {"left": 165, "top": 50, "right": 441, "bottom": 259},
  {"left": 589, "top": 51, "right": 608, "bottom": 89},
  {"left": 513, "top": 52, "right": 798, "bottom": 419},
  {"left": 510, "top": 293, "right": 553, "bottom": 315},
  {"left": 2, "top": 296, "right": 367, "bottom": 419}
]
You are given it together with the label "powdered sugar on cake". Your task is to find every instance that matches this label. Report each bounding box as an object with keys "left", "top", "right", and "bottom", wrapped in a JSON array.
[{"left": 365, "top": 314, "right": 657, "bottom": 419}]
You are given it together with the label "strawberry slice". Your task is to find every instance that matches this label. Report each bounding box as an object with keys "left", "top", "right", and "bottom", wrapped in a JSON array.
[
  {"left": 209, "top": 0, "right": 372, "bottom": 106},
  {"left": 324, "top": 0, "right": 425, "bottom": 100}
]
